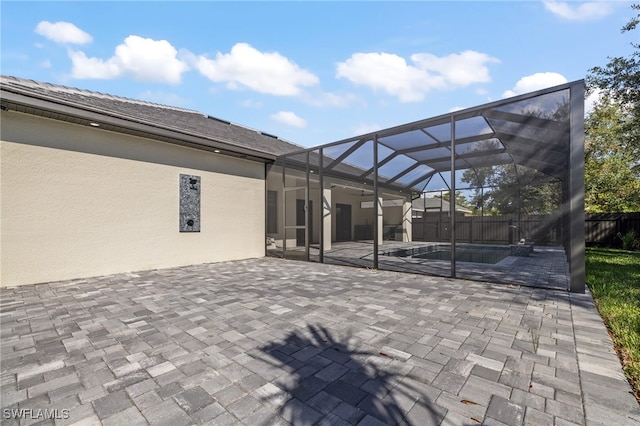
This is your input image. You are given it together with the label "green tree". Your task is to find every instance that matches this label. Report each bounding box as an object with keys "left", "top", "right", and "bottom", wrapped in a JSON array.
[
  {"left": 463, "top": 164, "right": 561, "bottom": 216},
  {"left": 585, "top": 96, "right": 640, "bottom": 212},
  {"left": 585, "top": 3, "right": 640, "bottom": 211},
  {"left": 587, "top": 3, "right": 640, "bottom": 170},
  {"left": 441, "top": 190, "right": 473, "bottom": 211},
  {"left": 588, "top": 3, "right": 639, "bottom": 106}
]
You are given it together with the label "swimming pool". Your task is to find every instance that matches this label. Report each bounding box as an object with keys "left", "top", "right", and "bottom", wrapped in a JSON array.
[{"left": 412, "top": 247, "right": 510, "bottom": 264}]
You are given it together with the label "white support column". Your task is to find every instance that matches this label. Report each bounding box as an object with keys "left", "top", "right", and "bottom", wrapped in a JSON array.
[
  {"left": 377, "top": 196, "right": 384, "bottom": 245},
  {"left": 323, "top": 187, "right": 332, "bottom": 251},
  {"left": 402, "top": 200, "right": 412, "bottom": 242}
]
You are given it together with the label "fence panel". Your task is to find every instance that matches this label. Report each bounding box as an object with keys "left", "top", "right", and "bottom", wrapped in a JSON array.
[
  {"left": 413, "top": 212, "right": 640, "bottom": 247},
  {"left": 585, "top": 213, "right": 640, "bottom": 247},
  {"left": 412, "top": 214, "right": 562, "bottom": 245}
]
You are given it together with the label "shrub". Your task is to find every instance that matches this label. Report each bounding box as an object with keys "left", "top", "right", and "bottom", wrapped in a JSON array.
[{"left": 617, "top": 230, "right": 640, "bottom": 250}]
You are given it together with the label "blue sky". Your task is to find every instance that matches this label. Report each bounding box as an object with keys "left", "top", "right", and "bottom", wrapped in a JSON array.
[{"left": 1, "top": 1, "right": 637, "bottom": 148}]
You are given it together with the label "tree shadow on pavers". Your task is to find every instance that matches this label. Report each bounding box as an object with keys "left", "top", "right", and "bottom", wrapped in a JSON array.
[{"left": 257, "top": 324, "right": 446, "bottom": 426}]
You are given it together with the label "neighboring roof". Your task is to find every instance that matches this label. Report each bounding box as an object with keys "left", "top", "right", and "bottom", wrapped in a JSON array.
[
  {"left": 412, "top": 197, "right": 473, "bottom": 213},
  {"left": 0, "top": 75, "right": 302, "bottom": 162}
]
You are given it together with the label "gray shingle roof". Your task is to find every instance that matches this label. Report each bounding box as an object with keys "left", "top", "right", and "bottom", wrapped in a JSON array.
[{"left": 0, "top": 75, "right": 303, "bottom": 160}]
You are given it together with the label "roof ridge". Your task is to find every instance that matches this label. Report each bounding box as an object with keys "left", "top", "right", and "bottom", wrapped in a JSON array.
[{"left": 0, "top": 75, "right": 200, "bottom": 114}]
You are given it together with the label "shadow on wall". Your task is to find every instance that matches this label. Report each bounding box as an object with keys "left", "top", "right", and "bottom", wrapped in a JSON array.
[{"left": 258, "top": 324, "right": 446, "bottom": 425}]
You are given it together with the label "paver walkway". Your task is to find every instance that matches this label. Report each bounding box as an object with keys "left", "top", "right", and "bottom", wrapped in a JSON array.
[{"left": 1, "top": 258, "right": 638, "bottom": 425}]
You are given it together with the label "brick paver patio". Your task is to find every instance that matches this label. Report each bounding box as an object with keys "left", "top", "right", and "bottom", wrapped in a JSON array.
[{"left": 1, "top": 258, "right": 638, "bottom": 425}]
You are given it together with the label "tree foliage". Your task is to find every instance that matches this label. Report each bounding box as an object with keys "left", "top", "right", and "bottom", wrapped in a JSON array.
[
  {"left": 462, "top": 164, "right": 561, "bottom": 216},
  {"left": 588, "top": 4, "right": 639, "bottom": 110},
  {"left": 585, "top": 3, "right": 640, "bottom": 212},
  {"left": 460, "top": 105, "right": 567, "bottom": 216},
  {"left": 585, "top": 97, "right": 640, "bottom": 212},
  {"left": 442, "top": 190, "right": 473, "bottom": 211},
  {"left": 587, "top": 3, "right": 640, "bottom": 170}
]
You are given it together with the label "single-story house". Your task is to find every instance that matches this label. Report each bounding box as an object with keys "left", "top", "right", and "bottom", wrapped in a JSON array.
[{"left": 1, "top": 75, "right": 303, "bottom": 287}]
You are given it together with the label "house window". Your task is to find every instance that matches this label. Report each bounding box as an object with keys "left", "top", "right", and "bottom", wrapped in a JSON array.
[{"left": 267, "top": 190, "right": 277, "bottom": 233}]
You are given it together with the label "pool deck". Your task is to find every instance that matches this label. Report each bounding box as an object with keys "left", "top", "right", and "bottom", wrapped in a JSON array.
[
  {"left": 1, "top": 257, "right": 638, "bottom": 425},
  {"left": 273, "top": 241, "right": 570, "bottom": 291}
]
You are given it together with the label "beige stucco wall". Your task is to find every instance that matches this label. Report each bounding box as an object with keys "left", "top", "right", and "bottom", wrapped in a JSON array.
[{"left": 1, "top": 111, "right": 266, "bottom": 287}]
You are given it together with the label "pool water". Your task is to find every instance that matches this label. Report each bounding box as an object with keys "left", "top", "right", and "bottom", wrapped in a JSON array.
[{"left": 413, "top": 248, "right": 510, "bottom": 264}]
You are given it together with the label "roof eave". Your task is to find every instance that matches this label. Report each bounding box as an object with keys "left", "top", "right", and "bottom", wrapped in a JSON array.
[{"left": 0, "top": 88, "right": 277, "bottom": 163}]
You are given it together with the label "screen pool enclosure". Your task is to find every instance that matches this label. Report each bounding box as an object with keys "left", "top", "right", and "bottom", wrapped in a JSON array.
[{"left": 266, "top": 81, "right": 585, "bottom": 293}]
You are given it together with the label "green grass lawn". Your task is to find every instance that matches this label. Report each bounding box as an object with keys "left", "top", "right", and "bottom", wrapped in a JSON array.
[{"left": 585, "top": 247, "right": 640, "bottom": 403}]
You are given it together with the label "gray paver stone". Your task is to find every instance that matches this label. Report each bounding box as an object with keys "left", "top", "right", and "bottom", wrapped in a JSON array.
[
  {"left": 332, "top": 401, "right": 366, "bottom": 424},
  {"left": 280, "top": 398, "right": 323, "bottom": 425},
  {"left": 403, "top": 399, "right": 448, "bottom": 426},
  {"left": 226, "top": 394, "right": 262, "bottom": 419},
  {"left": 324, "top": 380, "right": 367, "bottom": 407},
  {"left": 486, "top": 395, "right": 525, "bottom": 426},
  {"left": 102, "top": 406, "right": 148, "bottom": 426},
  {"left": 27, "top": 374, "right": 80, "bottom": 398},
  {"left": 314, "top": 363, "right": 349, "bottom": 382},
  {"left": 190, "top": 401, "right": 225, "bottom": 424},
  {"left": 213, "top": 384, "right": 247, "bottom": 406},
  {"left": 523, "top": 406, "right": 553, "bottom": 425},
  {"left": 316, "top": 412, "right": 352, "bottom": 426},
  {"left": 357, "top": 414, "right": 389, "bottom": 426},
  {"left": 435, "top": 391, "right": 486, "bottom": 421},
  {"left": 431, "top": 371, "right": 467, "bottom": 394},
  {"left": 290, "top": 376, "right": 328, "bottom": 402},
  {"left": 307, "top": 391, "right": 342, "bottom": 415},
  {"left": 357, "top": 393, "right": 406, "bottom": 424},
  {"left": 93, "top": 390, "right": 134, "bottom": 420},
  {"left": 545, "top": 399, "right": 584, "bottom": 424},
  {"left": 174, "top": 386, "right": 215, "bottom": 414},
  {"left": 241, "top": 405, "right": 285, "bottom": 426},
  {"left": 142, "top": 399, "right": 192, "bottom": 426}
]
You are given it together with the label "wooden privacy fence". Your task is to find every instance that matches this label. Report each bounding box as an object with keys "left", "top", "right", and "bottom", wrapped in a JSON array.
[
  {"left": 585, "top": 213, "right": 640, "bottom": 247},
  {"left": 412, "top": 212, "right": 640, "bottom": 247},
  {"left": 412, "top": 213, "right": 562, "bottom": 245}
]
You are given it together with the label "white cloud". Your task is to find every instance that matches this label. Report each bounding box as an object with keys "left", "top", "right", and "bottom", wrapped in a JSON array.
[
  {"left": 502, "top": 72, "right": 568, "bottom": 98},
  {"left": 411, "top": 51, "right": 499, "bottom": 86},
  {"left": 69, "top": 51, "right": 120, "bottom": 79},
  {"left": 336, "top": 52, "right": 434, "bottom": 102},
  {"left": 40, "top": 59, "right": 51, "bottom": 68},
  {"left": 69, "top": 35, "right": 189, "bottom": 84},
  {"left": 448, "top": 106, "right": 466, "bottom": 113},
  {"left": 336, "top": 50, "right": 499, "bottom": 103},
  {"left": 543, "top": 1, "right": 614, "bottom": 21},
  {"left": 35, "top": 21, "right": 92, "bottom": 45},
  {"left": 195, "top": 43, "right": 318, "bottom": 96},
  {"left": 271, "top": 111, "right": 307, "bottom": 128}
]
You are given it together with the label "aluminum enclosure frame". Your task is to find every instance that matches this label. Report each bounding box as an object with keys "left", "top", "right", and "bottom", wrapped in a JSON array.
[{"left": 268, "top": 80, "right": 585, "bottom": 293}]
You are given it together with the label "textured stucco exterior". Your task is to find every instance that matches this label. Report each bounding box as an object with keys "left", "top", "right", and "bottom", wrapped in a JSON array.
[{"left": 1, "top": 111, "right": 266, "bottom": 287}]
